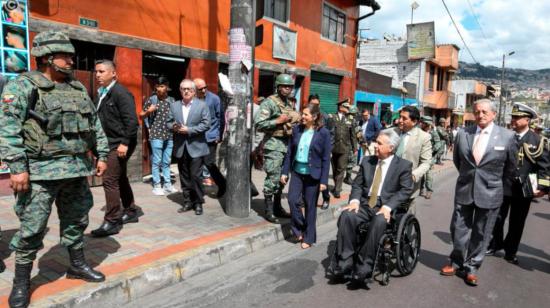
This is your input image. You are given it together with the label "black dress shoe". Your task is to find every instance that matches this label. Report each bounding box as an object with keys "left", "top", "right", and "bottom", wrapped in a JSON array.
[
  {"left": 321, "top": 199, "right": 330, "bottom": 210},
  {"left": 121, "top": 212, "right": 139, "bottom": 224},
  {"left": 351, "top": 271, "right": 372, "bottom": 285},
  {"left": 486, "top": 248, "right": 497, "bottom": 256},
  {"left": 195, "top": 204, "right": 204, "bottom": 215},
  {"left": 332, "top": 191, "right": 341, "bottom": 198},
  {"left": 178, "top": 203, "right": 194, "bottom": 213},
  {"left": 91, "top": 221, "right": 122, "bottom": 237},
  {"left": 504, "top": 255, "right": 519, "bottom": 265}
]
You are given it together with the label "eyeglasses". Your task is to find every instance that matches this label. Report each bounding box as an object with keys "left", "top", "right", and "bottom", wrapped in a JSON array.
[{"left": 180, "top": 87, "right": 195, "bottom": 92}]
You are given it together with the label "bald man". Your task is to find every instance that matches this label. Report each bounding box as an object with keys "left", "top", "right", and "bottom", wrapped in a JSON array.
[{"left": 194, "top": 78, "right": 226, "bottom": 197}]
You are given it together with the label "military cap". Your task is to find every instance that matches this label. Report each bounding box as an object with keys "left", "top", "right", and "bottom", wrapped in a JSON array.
[
  {"left": 337, "top": 98, "right": 351, "bottom": 109},
  {"left": 439, "top": 118, "right": 446, "bottom": 123},
  {"left": 31, "top": 30, "right": 75, "bottom": 57},
  {"left": 348, "top": 105, "right": 358, "bottom": 114},
  {"left": 511, "top": 102, "right": 537, "bottom": 119},
  {"left": 420, "top": 115, "right": 433, "bottom": 125}
]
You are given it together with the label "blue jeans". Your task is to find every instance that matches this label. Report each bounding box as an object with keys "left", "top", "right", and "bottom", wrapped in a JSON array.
[{"left": 150, "top": 139, "right": 173, "bottom": 186}]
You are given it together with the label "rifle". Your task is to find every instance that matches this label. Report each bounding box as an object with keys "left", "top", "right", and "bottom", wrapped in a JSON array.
[{"left": 26, "top": 87, "right": 49, "bottom": 127}]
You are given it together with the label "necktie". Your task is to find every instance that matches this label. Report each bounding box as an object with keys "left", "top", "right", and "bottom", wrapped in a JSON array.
[
  {"left": 515, "top": 134, "right": 521, "bottom": 142},
  {"left": 472, "top": 130, "right": 486, "bottom": 165},
  {"left": 395, "top": 134, "right": 406, "bottom": 157},
  {"left": 368, "top": 161, "right": 384, "bottom": 208}
]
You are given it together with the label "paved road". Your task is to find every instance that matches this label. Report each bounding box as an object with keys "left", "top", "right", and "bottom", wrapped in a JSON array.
[{"left": 129, "top": 168, "right": 550, "bottom": 308}]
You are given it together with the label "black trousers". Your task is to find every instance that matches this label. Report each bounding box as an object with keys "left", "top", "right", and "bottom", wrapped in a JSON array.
[
  {"left": 205, "top": 142, "right": 226, "bottom": 188},
  {"left": 490, "top": 195, "right": 532, "bottom": 256},
  {"left": 331, "top": 151, "right": 348, "bottom": 194},
  {"left": 334, "top": 205, "right": 387, "bottom": 275},
  {"left": 288, "top": 172, "right": 320, "bottom": 245},
  {"left": 178, "top": 149, "right": 205, "bottom": 206}
]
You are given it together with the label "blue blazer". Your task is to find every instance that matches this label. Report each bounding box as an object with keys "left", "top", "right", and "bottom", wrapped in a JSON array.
[
  {"left": 166, "top": 98, "right": 210, "bottom": 159},
  {"left": 203, "top": 91, "right": 223, "bottom": 143},
  {"left": 282, "top": 125, "right": 332, "bottom": 185},
  {"left": 362, "top": 116, "right": 382, "bottom": 143}
]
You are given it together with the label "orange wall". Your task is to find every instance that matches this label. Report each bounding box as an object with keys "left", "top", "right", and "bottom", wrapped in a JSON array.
[{"left": 434, "top": 45, "right": 459, "bottom": 70}]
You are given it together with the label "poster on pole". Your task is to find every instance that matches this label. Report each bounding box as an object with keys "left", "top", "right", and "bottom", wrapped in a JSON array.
[
  {"left": 407, "top": 21, "right": 435, "bottom": 60},
  {"left": 0, "top": 0, "right": 29, "bottom": 174}
]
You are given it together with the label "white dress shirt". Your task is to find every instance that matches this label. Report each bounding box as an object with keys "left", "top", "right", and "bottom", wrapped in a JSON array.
[
  {"left": 473, "top": 122, "right": 495, "bottom": 158},
  {"left": 96, "top": 80, "right": 117, "bottom": 110},
  {"left": 350, "top": 155, "right": 394, "bottom": 212},
  {"left": 181, "top": 99, "right": 193, "bottom": 124}
]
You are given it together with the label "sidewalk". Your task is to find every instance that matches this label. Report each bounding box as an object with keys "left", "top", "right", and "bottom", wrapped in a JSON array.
[{"left": 0, "top": 160, "right": 455, "bottom": 307}]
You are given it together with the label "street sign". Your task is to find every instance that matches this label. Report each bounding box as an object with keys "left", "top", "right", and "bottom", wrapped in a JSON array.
[{"left": 79, "top": 17, "right": 98, "bottom": 28}]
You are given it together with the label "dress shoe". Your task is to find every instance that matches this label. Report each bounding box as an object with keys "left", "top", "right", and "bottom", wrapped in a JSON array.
[
  {"left": 343, "top": 174, "right": 352, "bottom": 185},
  {"left": 440, "top": 264, "right": 456, "bottom": 276},
  {"left": 321, "top": 198, "right": 330, "bottom": 210},
  {"left": 504, "top": 255, "right": 519, "bottom": 265},
  {"left": 121, "top": 212, "right": 139, "bottom": 224},
  {"left": 332, "top": 191, "right": 341, "bottom": 198},
  {"left": 178, "top": 203, "right": 194, "bottom": 213},
  {"left": 194, "top": 204, "right": 204, "bottom": 215},
  {"left": 485, "top": 248, "right": 499, "bottom": 256},
  {"left": 351, "top": 271, "right": 372, "bottom": 285},
  {"left": 424, "top": 191, "right": 432, "bottom": 199},
  {"left": 66, "top": 248, "right": 105, "bottom": 282},
  {"left": 91, "top": 221, "right": 122, "bottom": 237},
  {"left": 464, "top": 273, "right": 478, "bottom": 286}
]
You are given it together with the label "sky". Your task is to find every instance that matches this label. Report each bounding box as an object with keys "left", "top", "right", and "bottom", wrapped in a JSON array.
[{"left": 359, "top": 0, "right": 550, "bottom": 70}]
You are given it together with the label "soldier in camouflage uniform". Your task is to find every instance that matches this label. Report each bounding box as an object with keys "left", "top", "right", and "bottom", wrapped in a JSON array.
[
  {"left": 254, "top": 74, "right": 301, "bottom": 223},
  {"left": 0, "top": 31, "right": 110, "bottom": 308},
  {"left": 419, "top": 116, "right": 441, "bottom": 199},
  {"left": 344, "top": 105, "right": 362, "bottom": 185}
]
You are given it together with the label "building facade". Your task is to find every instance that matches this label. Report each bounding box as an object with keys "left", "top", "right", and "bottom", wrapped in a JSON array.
[{"left": 451, "top": 79, "right": 490, "bottom": 127}]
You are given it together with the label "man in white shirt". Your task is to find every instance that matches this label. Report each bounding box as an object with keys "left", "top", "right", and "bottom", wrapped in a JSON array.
[{"left": 328, "top": 129, "right": 414, "bottom": 284}]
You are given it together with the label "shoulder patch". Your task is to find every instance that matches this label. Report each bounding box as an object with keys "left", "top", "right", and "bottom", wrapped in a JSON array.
[{"left": 2, "top": 94, "right": 15, "bottom": 104}]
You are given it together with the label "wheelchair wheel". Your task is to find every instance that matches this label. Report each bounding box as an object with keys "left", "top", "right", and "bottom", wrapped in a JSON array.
[{"left": 395, "top": 214, "right": 421, "bottom": 276}]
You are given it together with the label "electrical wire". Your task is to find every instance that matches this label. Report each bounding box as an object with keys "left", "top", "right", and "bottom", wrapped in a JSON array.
[
  {"left": 441, "top": 0, "right": 479, "bottom": 64},
  {"left": 465, "top": 0, "right": 497, "bottom": 57}
]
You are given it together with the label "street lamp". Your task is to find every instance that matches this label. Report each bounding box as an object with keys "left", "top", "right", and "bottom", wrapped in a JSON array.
[
  {"left": 498, "top": 51, "right": 515, "bottom": 125},
  {"left": 411, "top": 1, "right": 419, "bottom": 24}
]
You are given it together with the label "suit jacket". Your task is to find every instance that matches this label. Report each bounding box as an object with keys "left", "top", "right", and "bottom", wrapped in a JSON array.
[
  {"left": 166, "top": 98, "right": 210, "bottom": 159},
  {"left": 203, "top": 91, "right": 223, "bottom": 143},
  {"left": 350, "top": 155, "right": 414, "bottom": 211},
  {"left": 394, "top": 126, "right": 432, "bottom": 196},
  {"left": 361, "top": 116, "right": 382, "bottom": 143},
  {"left": 95, "top": 82, "right": 139, "bottom": 149},
  {"left": 281, "top": 125, "right": 332, "bottom": 185},
  {"left": 453, "top": 124, "right": 518, "bottom": 209}
]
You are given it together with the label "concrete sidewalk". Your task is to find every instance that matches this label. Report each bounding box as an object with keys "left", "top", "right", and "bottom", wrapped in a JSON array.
[{"left": 0, "top": 160, "right": 454, "bottom": 307}]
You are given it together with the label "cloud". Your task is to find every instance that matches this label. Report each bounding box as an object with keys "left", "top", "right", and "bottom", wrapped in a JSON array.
[{"left": 359, "top": 0, "right": 550, "bottom": 70}]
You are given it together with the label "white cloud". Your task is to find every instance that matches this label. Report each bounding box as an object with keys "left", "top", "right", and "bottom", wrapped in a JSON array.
[{"left": 359, "top": 0, "right": 550, "bottom": 70}]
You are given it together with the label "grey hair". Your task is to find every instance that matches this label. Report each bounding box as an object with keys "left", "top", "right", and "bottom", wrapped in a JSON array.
[
  {"left": 473, "top": 98, "right": 498, "bottom": 113},
  {"left": 180, "top": 79, "right": 196, "bottom": 90},
  {"left": 379, "top": 128, "right": 400, "bottom": 153}
]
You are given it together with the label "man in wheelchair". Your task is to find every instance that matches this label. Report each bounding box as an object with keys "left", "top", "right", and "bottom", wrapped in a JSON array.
[{"left": 328, "top": 128, "right": 414, "bottom": 284}]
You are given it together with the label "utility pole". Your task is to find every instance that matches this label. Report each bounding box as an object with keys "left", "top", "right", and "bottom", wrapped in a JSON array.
[
  {"left": 225, "top": 0, "right": 255, "bottom": 217},
  {"left": 498, "top": 51, "right": 515, "bottom": 125}
]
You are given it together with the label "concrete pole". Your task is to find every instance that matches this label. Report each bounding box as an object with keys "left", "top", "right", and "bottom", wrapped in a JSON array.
[
  {"left": 226, "top": 0, "right": 255, "bottom": 217},
  {"left": 498, "top": 54, "right": 505, "bottom": 125}
]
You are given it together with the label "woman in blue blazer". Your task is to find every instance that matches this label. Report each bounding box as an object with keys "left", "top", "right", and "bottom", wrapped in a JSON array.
[{"left": 281, "top": 104, "right": 332, "bottom": 249}]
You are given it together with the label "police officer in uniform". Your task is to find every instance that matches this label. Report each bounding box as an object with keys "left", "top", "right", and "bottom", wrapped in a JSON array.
[
  {"left": 0, "top": 31, "right": 110, "bottom": 308},
  {"left": 255, "top": 74, "right": 301, "bottom": 223},
  {"left": 327, "top": 99, "right": 357, "bottom": 198},
  {"left": 487, "top": 102, "right": 550, "bottom": 264},
  {"left": 344, "top": 105, "right": 362, "bottom": 185}
]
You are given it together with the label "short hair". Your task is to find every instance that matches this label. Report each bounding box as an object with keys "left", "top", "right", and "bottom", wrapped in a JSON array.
[
  {"left": 308, "top": 93, "right": 320, "bottom": 102},
  {"left": 362, "top": 109, "right": 370, "bottom": 115},
  {"left": 180, "top": 79, "right": 196, "bottom": 90},
  {"left": 379, "top": 128, "right": 400, "bottom": 153},
  {"left": 94, "top": 59, "right": 116, "bottom": 70},
  {"left": 473, "top": 98, "right": 498, "bottom": 112},
  {"left": 400, "top": 105, "right": 420, "bottom": 122}
]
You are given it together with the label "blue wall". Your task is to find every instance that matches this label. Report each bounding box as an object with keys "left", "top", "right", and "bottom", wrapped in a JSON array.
[{"left": 354, "top": 91, "right": 418, "bottom": 111}]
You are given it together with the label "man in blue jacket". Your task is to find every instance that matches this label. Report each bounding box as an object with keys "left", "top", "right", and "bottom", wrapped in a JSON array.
[{"left": 360, "top": 109, "right": 382, "bottom": 156}]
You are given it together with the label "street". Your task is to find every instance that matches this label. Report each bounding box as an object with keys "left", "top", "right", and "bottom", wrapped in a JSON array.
[{"left": 128, "top": 167, "right": 550, "bottom": 308}]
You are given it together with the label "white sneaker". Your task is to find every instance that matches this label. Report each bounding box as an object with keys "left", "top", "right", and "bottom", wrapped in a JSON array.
[
  {"left": 152, "top": 185, "right": 165, "bottom": 196},
  {"left": 164, "top": 185, "right": 179, "bottom": 194}
]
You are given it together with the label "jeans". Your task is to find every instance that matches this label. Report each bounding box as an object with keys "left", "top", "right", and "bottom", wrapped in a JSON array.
[{"left": 150, "top": 139, "right": 174, "bottom": 186}]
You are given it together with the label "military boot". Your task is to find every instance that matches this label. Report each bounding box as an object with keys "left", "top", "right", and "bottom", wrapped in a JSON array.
[
  {"left": 344, "top": 174, "right": 352, "bottom": 185},
  {"left": 66, "top": 248, "right": 105, "bottom": 282},
  {"left": 8, "top": 263, "right": 32, "bottom": 308},
  {"left": 264, "top": 196, "right": 279, "bottom": 223},
  {"left": 273, "top": 193, "right": 291, "bottom": 218}
]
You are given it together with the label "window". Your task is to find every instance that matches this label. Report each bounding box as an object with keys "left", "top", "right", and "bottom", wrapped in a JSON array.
[
  {"left": 428, "top": 64, "right": 435, "bottom": 91},
  {"left": 71, "top": 39, "right": 115, "bottom": 71},
  {"left": 262, "top": 0, "right": 289, "bottom": 23},
  {"left": 322, "top": 3, "right": 346, "bottom": 44}
]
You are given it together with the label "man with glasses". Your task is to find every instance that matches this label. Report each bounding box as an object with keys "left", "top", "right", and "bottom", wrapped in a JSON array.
[
  {"left": 91, "top": 59, "right": 139, "bottom": 237},
  {"left": 167, "top": 79, "right": 210, "bottom": 215},
  {"left": 194, "top": 78, "right": 226, "bottom": 197}
]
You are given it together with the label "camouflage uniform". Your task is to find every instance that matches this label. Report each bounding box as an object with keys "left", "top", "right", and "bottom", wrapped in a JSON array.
[
  {"left": 419, "top": 116, "right": 441, "bottom": 196},
  {"left": 344, "top": 106, "right": 362, "bottom": 184}
]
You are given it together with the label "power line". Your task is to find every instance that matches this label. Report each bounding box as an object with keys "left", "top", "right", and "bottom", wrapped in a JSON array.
[
  {"left": 441, "top": 0, "right": 479, "bottom": 64},
  {"left": 465, "top": 0, "right": 497, "bottom": 57}
]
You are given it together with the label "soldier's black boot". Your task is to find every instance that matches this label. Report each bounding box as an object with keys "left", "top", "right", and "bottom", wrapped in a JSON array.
[
  {"left": 8, "top": 262, "right": 32, "bottom": 308},
  {"left": 273, "top": 193, "right": 291, "bottom": 218},
  {"left": 264, "top": 196, "right": 279, "bottom": 223},
  {"left": 66, "top": 248, "right": 105, "bottom": 282}
]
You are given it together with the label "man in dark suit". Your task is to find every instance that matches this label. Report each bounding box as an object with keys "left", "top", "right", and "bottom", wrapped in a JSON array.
[
  {"left": 360, "top": 109, "right": 382, "bottom": 156},
  {"left": 167, "top": 79, "right": 210, "bottom": 215},
  {"left": 487, "top": 103, "right": 550, "bottom": 264},
  {"left": 441, "top": 99, "right": 518, "bottom": 286},
  {"left": 91, "top": 59, "right": 139, "bottom": 237},
  {"left": 328, "top": 128, "right": 414, "bottom": 283}
]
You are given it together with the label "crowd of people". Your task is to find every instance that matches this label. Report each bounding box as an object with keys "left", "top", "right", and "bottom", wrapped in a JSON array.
[{"left": 0, "top": 30, "right": 548, "bottom": 307}]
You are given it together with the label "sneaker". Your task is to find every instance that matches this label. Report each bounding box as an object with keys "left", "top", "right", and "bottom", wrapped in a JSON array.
[
  {"left": 164, "top": 185, "right": 179, "bottom": 194},
  {"left": 152, "top": 185, "right": 165, "bottom": 196}
]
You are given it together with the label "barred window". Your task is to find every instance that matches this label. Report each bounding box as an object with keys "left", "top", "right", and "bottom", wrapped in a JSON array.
[
  {"left": 322, "top": 4, "right": 346, "bottom": 44},
  {"left": 263, "top": 0, "right": 288, "bottom": 23}
]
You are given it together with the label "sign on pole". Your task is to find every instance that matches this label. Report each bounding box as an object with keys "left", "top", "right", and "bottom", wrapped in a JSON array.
[{"left": 407, "top": 21, "right": 435, "bottom": 60}]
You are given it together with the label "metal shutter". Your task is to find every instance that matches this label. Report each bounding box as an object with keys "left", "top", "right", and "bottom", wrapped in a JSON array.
[{"left": 309, "top": 71, "right": 341, "bottom": 114}]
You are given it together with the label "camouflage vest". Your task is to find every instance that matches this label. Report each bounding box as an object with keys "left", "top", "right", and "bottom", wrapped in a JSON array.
[
  {"left": 269, "top": 94, "right": 300, "bottom": 137},
  {"left": 21, "top": 71, "right": 96, "bottom": 158}
]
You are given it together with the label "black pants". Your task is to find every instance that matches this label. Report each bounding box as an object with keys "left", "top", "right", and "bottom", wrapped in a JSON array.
[
  {"left": 103, "top": 143, "right": 137, "bottom": 223},
  {"left": 331, "top": 151, "right": 348, "bottom": 194},
  {"left": 490, "top": 195, "right": 532, "bottom": 256},
  {"left": 334, "top": 205, "right": 387, "bottom": 275},
  {"left": 288, "top": 172, "right": 320, "bottom": 245},
  {"left": 178, "top": 149, "right": 205, "bottom": 206},
  {"left": 205, "top": 142, "right": 226, "bottom": 188}
]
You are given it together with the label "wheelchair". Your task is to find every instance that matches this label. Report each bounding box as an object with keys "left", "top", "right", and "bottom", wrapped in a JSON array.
[{"left": 330, "top": 203, "right": 421, "bottom": 286}]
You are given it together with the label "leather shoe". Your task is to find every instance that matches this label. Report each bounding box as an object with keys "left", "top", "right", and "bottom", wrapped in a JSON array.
[
  {"left": 178, "top": 203, "right": 194, "bottom": 213},
  {"left": 351, "top": 271, "right": 372, "bottom": 284},
  {"left": 121, "top": 212, "right": 139, "bottom": 224},
  {"left": 504, "top": 255, "right": 519, "bottom": 265},
  {"left": 424, "top": 191, "right": 432, "bottom": 199},
  {"left": 485, "top": 248, "right": 498, "bottom": 256},
  {"left": 195, "top": 204, "right": 204, "bottom": 215},
  {"left": 321, "top": 199, "right": 330, "bottom": 210},
  {"left": 332, "top": 191, "right": 341, "bottom": 198},
  {"left": 91, "top": 221, "right": 122, "bottom": 237},
  {"left": 464, "top": 273, "right": 478, "bottom": 286},
  {"left": 440, "top": 265, "right": 456, "bottom": 276}
]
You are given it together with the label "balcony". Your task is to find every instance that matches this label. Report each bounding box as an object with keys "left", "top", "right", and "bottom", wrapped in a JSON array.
[{"left": 423, "top": 90, "right": 451, "bottom": 109}]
